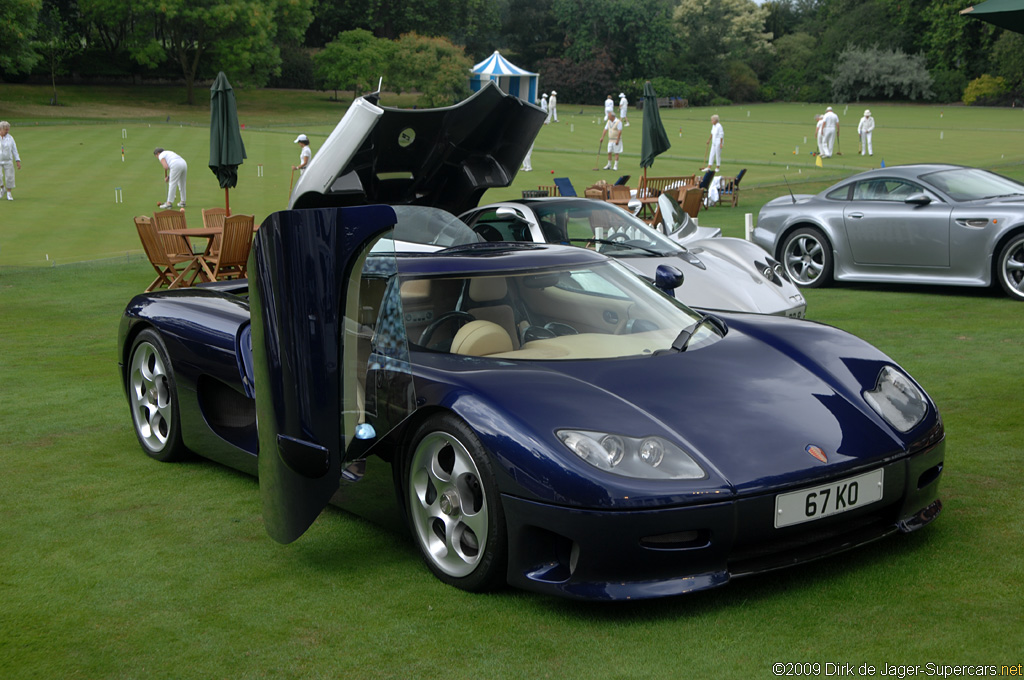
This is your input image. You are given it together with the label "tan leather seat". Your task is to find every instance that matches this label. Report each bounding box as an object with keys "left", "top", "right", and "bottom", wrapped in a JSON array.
[
  {"left": 450, "top": 320, "right": 514, "bottom": 356},
  {"left": 466, "top": 277, "right": 520, "bottom": 349}
]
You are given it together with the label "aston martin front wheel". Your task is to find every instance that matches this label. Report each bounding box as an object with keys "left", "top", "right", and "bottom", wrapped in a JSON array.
[
  {"left": 781, "top": 227, "right": 833, "bottom": 288},
  {"left": 996, "top": 234, "right": 1024, "bottom": 301},
  {"left": 405, "top": 414, "right": 507, "bottom": 592},
  {"left": 127, "top": 329, "right": 187, "bottom": 462}
]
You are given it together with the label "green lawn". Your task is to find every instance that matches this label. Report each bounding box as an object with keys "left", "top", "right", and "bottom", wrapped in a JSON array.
[{"left": 0, "top": 87, "right": 1022, "bottom": 677}]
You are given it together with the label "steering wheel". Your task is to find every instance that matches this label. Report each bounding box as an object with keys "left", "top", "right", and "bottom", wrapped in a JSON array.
[
  {"left": 475, "top": 224, "right": 502, "bottom": 242},
  {"left": 418, "top": 311, "right": 476, "bottom": 347}
]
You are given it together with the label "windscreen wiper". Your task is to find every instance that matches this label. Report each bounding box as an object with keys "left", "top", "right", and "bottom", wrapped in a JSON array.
[{"left": 567, "top": 238, "right": 662, "bottom": 256}]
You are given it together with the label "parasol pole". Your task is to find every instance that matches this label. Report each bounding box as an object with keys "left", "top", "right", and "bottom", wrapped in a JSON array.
[{"left": 225, "top": 188, "right": 231, "bottom": 216}]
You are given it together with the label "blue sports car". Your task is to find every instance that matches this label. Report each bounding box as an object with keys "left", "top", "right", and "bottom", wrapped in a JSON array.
[{"left": 118, "top": 86, "right": 944, "bottom": 600}]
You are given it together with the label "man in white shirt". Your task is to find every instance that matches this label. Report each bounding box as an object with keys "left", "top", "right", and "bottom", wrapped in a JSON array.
[
  {"left": 706, "top": 114, "right": 724, "bottom": 172},
  {"left": 599, "top": 111, "right": 623, "bottom": 171},
  {"left": 821, "top": 106, "right": 840, "bottom": 157},
  {"left": 154, "top": 148, "right": 188, "bottom": 209},
  {"left": 541, "top": 94, "right": 550, "bottom": 124},
  {"left": 857, "top": 109, "right": 875, "bottom": 156},
  {"left": 549, "top": 91, "right": 558, "bottom": 122},
  {"left": 0, "top": 121, "right": 22, "bottom": 201},
  {"left": 604, "top": 95, "right": 614, "bottom": 118},
  {"left": 619, "top": 92, "right": 629, "bottom": 127}
]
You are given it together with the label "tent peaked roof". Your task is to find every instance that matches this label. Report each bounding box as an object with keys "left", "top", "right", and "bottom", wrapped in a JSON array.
[{"left": 471, "top": 51, "right": 537, "bottom": 77}]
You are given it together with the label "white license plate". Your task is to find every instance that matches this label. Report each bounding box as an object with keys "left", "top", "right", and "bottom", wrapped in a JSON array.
[{"left": 774, "top": 469, "right": 884, "bottom": 528}]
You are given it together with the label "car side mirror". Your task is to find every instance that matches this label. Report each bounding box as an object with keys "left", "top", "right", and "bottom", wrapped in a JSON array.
[
  {"left": 904, "top": 193, "right": 931, "bottom": 206},
  {"left": 655, "top": 264, "right": 684, "bottom": 297},
  {"left": 496, "top": 206, "right": 528, "bottom": 221}
]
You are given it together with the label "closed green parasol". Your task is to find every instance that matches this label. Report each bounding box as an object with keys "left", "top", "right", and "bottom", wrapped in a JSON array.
[
  {"left": 640, "top": 81, "right": 671, "bottom": 172},
  {"left": 209, "top": 71, "right": 247, "bottom": 215}
]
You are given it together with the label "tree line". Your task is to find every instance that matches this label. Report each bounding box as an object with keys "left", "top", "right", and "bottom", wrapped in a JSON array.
[{"left": 3, "top": 0, "right": 1022, "bottom": 108}]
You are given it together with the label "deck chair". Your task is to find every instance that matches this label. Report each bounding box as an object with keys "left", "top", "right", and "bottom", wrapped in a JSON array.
[
  {"left": 201, "top": 208, "right": 228, "bottom": 255},
  {"left": 153, "top": 209, "right": 193, "bottom": 257},
  {"left": 717, "top": 168, "right": 746, "bottom": 207},
  {"left": 552, "top": 177, "right": 577, "bottom": 197},
  {"left": 679, "top": 186, "right": 704, "bottom": 218},
  {"left": 614, "top": 175, "right": 631, "bottom": 186},
  {"left": 200, "top": 214, "right": 254, "bottom": 281},
  {"left": 135, "top": 216, "right": 198, "bottom": 291},
  {"left": 697, "top": 169, "right": 716, "bottom": 210}
]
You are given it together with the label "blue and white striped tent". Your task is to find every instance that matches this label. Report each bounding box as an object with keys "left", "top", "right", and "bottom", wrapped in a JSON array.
[{"left": 469, "top": 51, "right": 538, "bottom": 104}]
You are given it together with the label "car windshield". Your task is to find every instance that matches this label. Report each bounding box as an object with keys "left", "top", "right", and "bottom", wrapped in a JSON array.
[
  {"left": 531, "top": 201, "right": 680, "bottom": 256},
  {"left": 921, "top": 167, "right": 1024, "bottom": 201},
  {"left": 399, "top": 259, "right": 722, "bottom": 360},
  {"left": 392, "top": 205, "right": 482, "bottom": 247}
]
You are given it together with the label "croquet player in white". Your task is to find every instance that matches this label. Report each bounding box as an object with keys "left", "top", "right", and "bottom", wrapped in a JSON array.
[
  {"left": 154, "top": 148, "right": 188, "bottom": 209},
  {"left": 0, "top": 121, "right": 22, "bottom": 201},
  {"left": 293, "top": 134, "right": 312, "bottom": 173},
  {"left": 599, "top": 111, "right": 623, "bottom": 171}
]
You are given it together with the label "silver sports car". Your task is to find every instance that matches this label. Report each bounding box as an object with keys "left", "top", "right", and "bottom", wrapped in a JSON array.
[
  {"left": 752, "top": 164, "right": 1024, "bottom": 300},
  {"left": 461, "top": 196, "right": 807, "bottom": 317}
]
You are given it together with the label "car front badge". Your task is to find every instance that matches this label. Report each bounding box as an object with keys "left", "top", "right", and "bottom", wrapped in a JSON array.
[{"left": 806, "top": 445, "right": 828, "bottom": 463}]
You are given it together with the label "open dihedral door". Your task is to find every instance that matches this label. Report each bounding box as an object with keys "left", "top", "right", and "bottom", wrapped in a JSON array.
[{"left": 248, "top": 205, "right": 414, "bottom": 544}]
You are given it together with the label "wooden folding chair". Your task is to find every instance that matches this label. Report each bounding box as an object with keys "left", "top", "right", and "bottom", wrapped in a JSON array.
[
  {"left": 199, "top": 214, "right": 254, "bottom": 281},
  {"left": 134, "top": 216, "right": 198, "bottom": 291},
  {"left": 153, "top": 209, "right": 193, "bottom": 257},
  {"left": 201, "top": 208, "right": 227, "bottom": 255},
  {"left": 679, "top": 186, "right": 704, "bottom": 218}
]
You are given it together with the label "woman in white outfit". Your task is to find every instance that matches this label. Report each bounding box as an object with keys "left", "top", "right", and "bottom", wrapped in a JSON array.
[
  {"left": 858, "top": 110, "right": 874, "bottom": 156},
  {"left": 154, "top": 148, "right": 188, "bottom": 208},
  {"left": 706, "top": 114, "right": 724, "bottom": 171},
  {"left": 0, "top": 121, "right": 22, "bottom": 201}
]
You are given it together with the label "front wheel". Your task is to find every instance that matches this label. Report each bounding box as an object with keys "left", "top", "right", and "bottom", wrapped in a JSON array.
[
  {"left": 996, "top": 233, "right": 1024, "bottom": 300},
  {"left": 781, "top": 227, "right": 833, "bottom": 288},
  {"left": 404, "top": 414, "right": 507, "bottom": 592},
  {"left": 127, "top": 329, "right": 187, "bottom": 462}
]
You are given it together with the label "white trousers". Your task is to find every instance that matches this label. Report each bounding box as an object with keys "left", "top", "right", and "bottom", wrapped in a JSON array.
[
  {"left": 166, "top": 160, "right": 188, "bottom": 204},
  {"left": 0, "top": 161, "right": 15, "bottom": 189},
  {"left": 860, "top": 131, "right": 873, "bottom": 155},
  {"left": 708, "top": 143, "right": 722, "bottom": 168},
  {"left": 822, "top": 128, "right": 836, "bottom": 156}
]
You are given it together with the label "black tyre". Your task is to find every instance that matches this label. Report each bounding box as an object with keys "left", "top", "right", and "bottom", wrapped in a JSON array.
[
  {"left": 781, "top": 227, "right": 833, "bottom": 288},
  {"left": 404, "top": 413, "right": 507, "bottom": 592},
  {"left": 996, "top": 233, "right": 1024, "bottom": 301},
  {"left": 126, "top": 329, "right": 187, "bottom": 462}
]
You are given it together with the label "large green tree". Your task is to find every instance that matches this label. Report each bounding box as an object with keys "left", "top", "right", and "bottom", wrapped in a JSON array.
[
  {"left": 314, "top": 29, "right": 393, "bottom": 98},
  {"left": 672, "top": 0, "right": 772, "bottom": 98},
  {"left": 0, "top": 0, "right": 42, "bottom": 77},
  {"left": 126, "top": 0, "right": 313, "bottom": 105},
  {"left": 551, "top": 0, "right": 678, "bottom": 80},
  {"left": 390, "top": 33, "right": 473, "bottom": 106}
]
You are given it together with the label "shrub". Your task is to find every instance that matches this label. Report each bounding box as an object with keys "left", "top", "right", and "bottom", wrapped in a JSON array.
[
  {"left": 963, "top": 74, "right": 1009, "bottom": 106},
  {"left": 930, "top": 68, "right": 968, "bottom": 104}
]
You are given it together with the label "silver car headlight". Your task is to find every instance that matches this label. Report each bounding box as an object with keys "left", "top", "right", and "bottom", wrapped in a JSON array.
[
  {"left": 863, "top": 366, "right": 928, "bottom": 433},
  {"left": 557, "top": 430, "right": 707, "bottom": 479}
]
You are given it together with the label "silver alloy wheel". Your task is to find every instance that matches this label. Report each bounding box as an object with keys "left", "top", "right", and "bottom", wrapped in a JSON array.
[
  {"left": 783, "top": 230, "right": 827, "bottom": 285},
  {"left": 998, "top": 235, "right": 1024, "bottom": 300},
  {"left": 129, "top": 341, "right": 174, "bottom": 452},
  {"left": 408, "top": 431, "right": 489, "bottom": 578}
]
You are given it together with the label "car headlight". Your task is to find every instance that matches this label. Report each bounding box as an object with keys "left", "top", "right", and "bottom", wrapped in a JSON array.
[
  {"left": 557, "top": 430, "right": 707, "bottom": 479},
  {"left": 863, "top": 366, "right": 928, "bottom": 433}
]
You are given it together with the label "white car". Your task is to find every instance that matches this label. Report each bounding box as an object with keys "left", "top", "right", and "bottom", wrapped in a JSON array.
[{"left": 460, "top": 195, "right": 807, "bottom": 317}]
